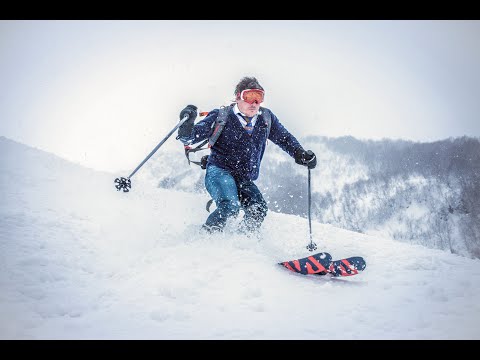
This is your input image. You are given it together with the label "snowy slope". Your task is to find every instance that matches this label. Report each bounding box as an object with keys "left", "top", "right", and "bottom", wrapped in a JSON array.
[{"left": 1, "top": 136, "right": 479, "bottom": 339}]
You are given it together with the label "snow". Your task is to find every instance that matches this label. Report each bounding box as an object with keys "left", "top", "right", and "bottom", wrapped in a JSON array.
[{"left": 1, "top": 135, "right": 480, "bottom": 340}]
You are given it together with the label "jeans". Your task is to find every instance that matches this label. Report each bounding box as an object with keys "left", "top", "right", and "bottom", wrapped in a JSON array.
[{"left": 204, "top": 164, "right": 268, "bottom": 232}]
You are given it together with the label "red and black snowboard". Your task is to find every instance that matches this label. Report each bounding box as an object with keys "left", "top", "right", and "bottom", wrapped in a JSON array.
[{"left": 279, "top": 252, "right": 366, "bottom": 277}]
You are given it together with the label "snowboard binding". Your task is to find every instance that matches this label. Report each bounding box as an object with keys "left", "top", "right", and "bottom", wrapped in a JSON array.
[{"left": 114, "top": 177, "right": 131, "bottom": 192}]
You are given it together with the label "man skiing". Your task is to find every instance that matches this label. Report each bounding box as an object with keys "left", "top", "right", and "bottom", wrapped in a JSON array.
[{"left": 177, "top": 76, "right": 317, "bottom": 234}]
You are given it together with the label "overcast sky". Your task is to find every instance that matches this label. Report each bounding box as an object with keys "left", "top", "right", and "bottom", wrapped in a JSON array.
[{"left": 1, "top": 20, "right": 479, "bottom": 172}]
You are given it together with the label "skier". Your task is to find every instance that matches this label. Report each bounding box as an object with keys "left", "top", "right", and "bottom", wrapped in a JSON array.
[{"left": 177, "top": 76, "right": 317, "bottom": 234}]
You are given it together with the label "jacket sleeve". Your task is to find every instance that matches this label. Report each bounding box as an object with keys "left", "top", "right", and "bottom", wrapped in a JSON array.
[
  {"left": 267, "top": 111, "right": 304, "bottom": 157},
  {"left": 177, "top": 109, "right": 219, "bottom": 145}
]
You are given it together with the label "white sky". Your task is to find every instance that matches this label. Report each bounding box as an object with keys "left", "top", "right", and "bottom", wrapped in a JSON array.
[
  {"left": 1, "top": 136, "right": 480, "bottom": 339},
  {"left": 1, "top": 20, "right": 480, "bottom": 172}
]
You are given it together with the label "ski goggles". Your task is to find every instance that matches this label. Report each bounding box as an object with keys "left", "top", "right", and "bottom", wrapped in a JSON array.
[{"left": 239, "top": 89, "right": 265, "bottom": 104}]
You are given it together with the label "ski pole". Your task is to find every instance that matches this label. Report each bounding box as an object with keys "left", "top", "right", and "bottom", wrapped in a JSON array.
[
  {"left": 306, "top": 151, "right": 317, "bottom": 252},
  {"left": 114, "top": 114, "right": 190, "bottom": 192}
]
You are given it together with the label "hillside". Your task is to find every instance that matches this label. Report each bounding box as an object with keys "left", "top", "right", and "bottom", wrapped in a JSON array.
[{"left": 1, "top": 136, "right": 480, "bottom": 339}]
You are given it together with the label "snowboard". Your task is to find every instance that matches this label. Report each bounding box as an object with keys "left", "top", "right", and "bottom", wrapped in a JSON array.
[{"left": 278, "top": 252, "right": 366, "bottom": 277}]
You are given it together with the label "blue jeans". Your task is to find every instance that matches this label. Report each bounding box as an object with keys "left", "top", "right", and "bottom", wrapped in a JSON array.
[{"left": 204, "top": 164, "right": 268, "bottom": 232}]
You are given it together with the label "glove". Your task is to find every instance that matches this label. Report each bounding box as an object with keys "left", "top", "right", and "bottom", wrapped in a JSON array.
[
  {"left": 180, "top": 104, "right": 198, "bottom": 122},
  {"left": 294, "top": 148, "right": 317, "bottom": 169},
  {"left": 177, "top": 104, "right": 198, "bottom": 138}
]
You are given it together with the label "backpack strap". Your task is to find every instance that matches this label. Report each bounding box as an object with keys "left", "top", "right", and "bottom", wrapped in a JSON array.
[
  {"left": 260, "top": 107, "right": 272, "bottom": 141},
  {"left": 208, "top": 105, "right": 232, "bottom": 147}
]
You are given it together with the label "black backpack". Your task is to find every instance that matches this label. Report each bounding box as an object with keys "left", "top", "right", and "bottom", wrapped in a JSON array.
[{"left": 184, "top": 104, "right": 272, "bottom": 169}]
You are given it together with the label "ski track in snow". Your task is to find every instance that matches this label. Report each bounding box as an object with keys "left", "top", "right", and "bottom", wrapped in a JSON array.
[{"left": 1, "top": 136, "right": 480, "bottom": 339}]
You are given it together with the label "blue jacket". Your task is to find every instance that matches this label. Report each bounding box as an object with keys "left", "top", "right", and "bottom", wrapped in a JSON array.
[{"left": 179, "top": 106, "right": 303, "bottom": 181}]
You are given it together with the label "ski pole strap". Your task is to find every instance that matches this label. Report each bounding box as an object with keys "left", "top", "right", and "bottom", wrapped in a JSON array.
[{"left": 208, "top": 106, "right": 231, "bottom": 147}]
